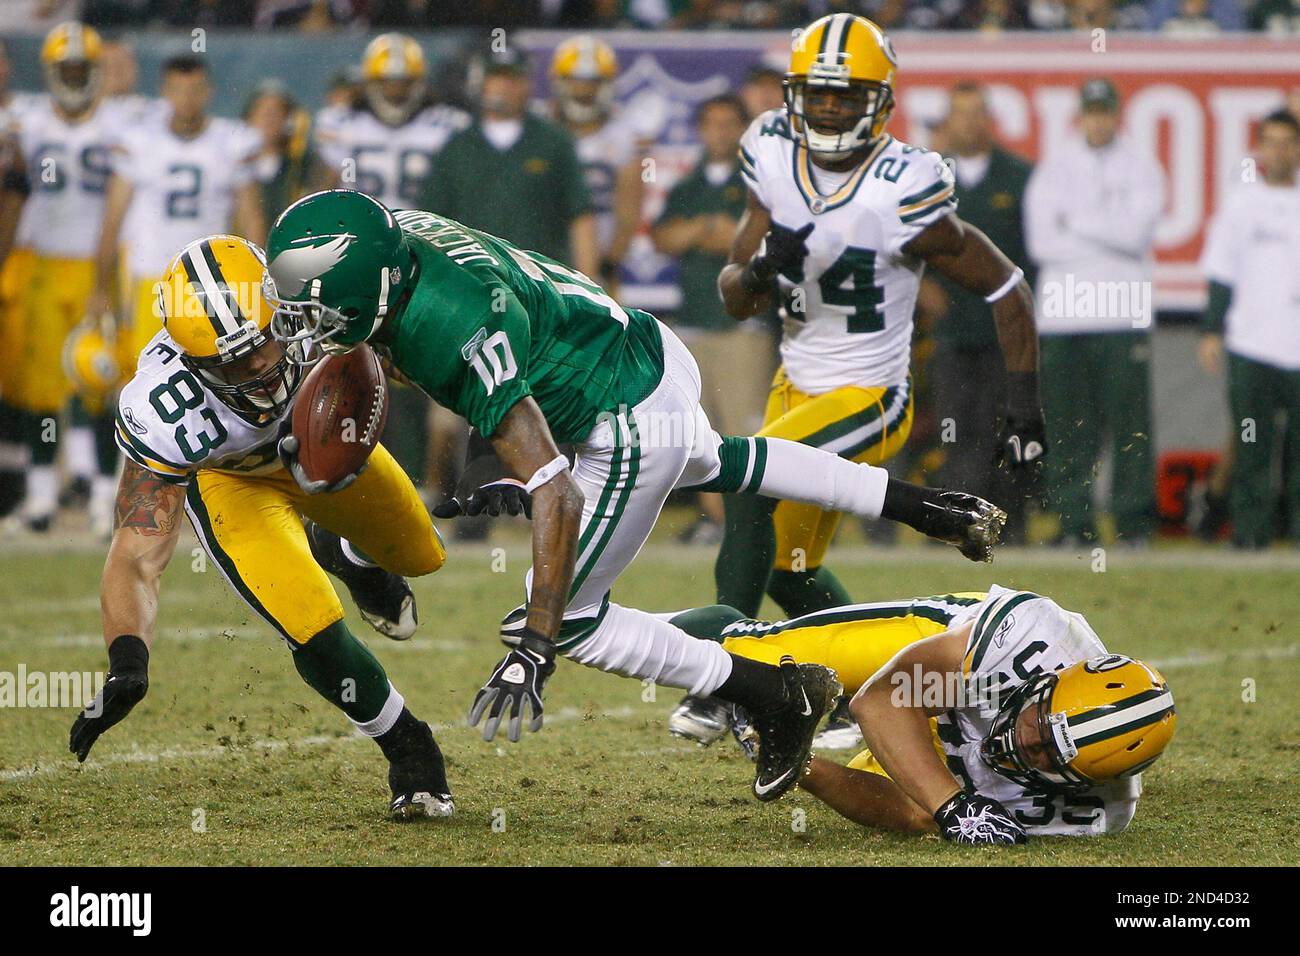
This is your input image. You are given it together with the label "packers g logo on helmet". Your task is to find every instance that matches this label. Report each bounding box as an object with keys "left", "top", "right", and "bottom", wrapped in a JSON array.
[
  {"left": 41, "top": 21, "right": 103, "bottom": 114},
  {"left": 981, "top": 655, "right": 1176, "bottom": 791},
  {"left": 361, "top": 32, "right": 428, "bottom": 126},
  {"left": 62, "top": 312, "right": 119, "bottom": 407},
  {"left": 786, "top": 13, "right": 897, "bottom": 160},
  {"left": 550, "top": 36, "right": 618, "bottom": 125},
  {"left": 158, "top": 235, "right": 302, "bottom": 420}
]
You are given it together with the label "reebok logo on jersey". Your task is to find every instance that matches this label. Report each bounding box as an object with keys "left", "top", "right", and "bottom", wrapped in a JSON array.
[
  {"left": 993, "top": 613, "right": 1016, "bottom": 648},
  {"left": 121, "top": 406, "right": 147, "bottom": 436},
  {"left": 268, "top": 233, "right": 356, "bottom": 296}
]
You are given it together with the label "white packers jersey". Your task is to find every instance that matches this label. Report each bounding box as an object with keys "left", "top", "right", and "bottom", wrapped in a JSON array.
[
  {"left": 14, "top": 97, "right": 130, "bottom": 259},
  {"left": 739, "top": 108, "right": 956, "bottom": 393},
  {"left": 938, "top": 585, "right": 1142, "bottom": 837},
  {"left": 115, "top": 114, "right": 260, "bottom": 278},
  {"left": 115, "top": 330, "right": 284, "bottom": 485},
  {"left": 573, "top": 114, "right": 641, "bottom": 254},
  {"left": 314, "top": 103, "right": 469, "bottom": 210}
]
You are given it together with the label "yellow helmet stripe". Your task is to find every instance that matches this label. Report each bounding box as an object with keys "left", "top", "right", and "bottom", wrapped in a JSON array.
[
  {"left": 1067, "top": 689, "right": 1176, "bottom": 745},
  {"left": 179, "top": 240, "right": 246, "bottom": 338}
]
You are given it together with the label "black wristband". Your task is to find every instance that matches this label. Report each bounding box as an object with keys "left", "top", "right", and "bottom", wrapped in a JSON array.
[
  {"left": 1004, "top": 370, "right": 1041, "bottom": 420},
  {"left": 880, "top": 478, "right": 927, "bottom": 527},
  {"left": 516, "top": 627, "right": 557, "bottom": 662},
  {"left": 740, "top": 256, "right": 776, "bottom": 294},
  {"left": 107, "top": 634, "right": 149, "bottom": 678}
]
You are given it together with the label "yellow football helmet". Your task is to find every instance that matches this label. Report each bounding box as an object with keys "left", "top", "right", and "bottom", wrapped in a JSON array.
[
  {"left": 361, "top": 32, "right": 428, "bottom": 126},
  {"left": 982, "top": 655, "right": 1176, "bottom": 791},
  {"left": 550, "top": 36, "right": 618, "bottom": 125},
  {"left": 41, "top": 21, "right": 103, "bottom": 114},
  {"left": 62, "top": 312, "right": 119, "bottom": 405},
  {"left": 157, "top": 235, "right": 301, "bottom": 420},
  {"left": 786, "top": 13, "right": 897, "bottom": 159}
]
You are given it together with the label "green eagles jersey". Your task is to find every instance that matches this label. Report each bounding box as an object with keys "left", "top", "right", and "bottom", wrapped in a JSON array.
[{"left": 378, "top": 210, "right": 665, "bottom": 443}]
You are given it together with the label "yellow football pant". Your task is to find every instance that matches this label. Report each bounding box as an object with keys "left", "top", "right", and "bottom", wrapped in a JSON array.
[
  {"left": 0, "top": 249, "right": 36, "bottom": 405},
  {"left": 184, "top": 444, "right": 445, "bottom": 646},
  {"left": 721, "top": 595, "right": 976, "bottom": 774},
  {"left": 760, "top": 368, "right": 913, "bottom": 572},
  {"left": 118, "top": 276, "right": 165, "bottom": 380},
  {"left": 6, "top": 257, "right": 97, "bottom": 413}
]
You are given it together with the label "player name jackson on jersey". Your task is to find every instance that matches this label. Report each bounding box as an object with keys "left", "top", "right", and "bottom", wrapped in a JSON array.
[
  {"left": 739, "top": 107, "right": 956, "bottom": 394},
  {"left": 943, "top": 585, "right": 1141, "bottom": 836},
  {"left": 115, "top": 330, "right": 282, "bottom": 484},
  {"left": 376, "top": 209, "right": 665, "bottom": 444}
]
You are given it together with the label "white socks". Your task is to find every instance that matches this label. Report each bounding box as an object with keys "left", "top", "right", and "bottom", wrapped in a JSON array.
[
  {"left": 565, "top": 603, "right": 734, "bottom": 697},
  {"left": 755, "top": 436, "right": 889, "bottom": 518}
]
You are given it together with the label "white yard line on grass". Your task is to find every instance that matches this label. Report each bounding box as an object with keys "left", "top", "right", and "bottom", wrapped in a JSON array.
[{"left": 0, "top": 705, "right": 643, "bottom": 781}]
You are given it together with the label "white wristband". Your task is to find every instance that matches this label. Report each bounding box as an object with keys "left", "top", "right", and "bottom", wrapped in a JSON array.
[
  {"left": 524, "top": 455, "right": 570, "bottom": 493},
  {"left": 984, "top": 267, "right": 1024, "bottom": 304}
]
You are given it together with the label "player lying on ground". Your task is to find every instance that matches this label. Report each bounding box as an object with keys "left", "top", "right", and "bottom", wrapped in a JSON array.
[
  {"left": 67, "top": 236, "right": 473, "bottom": 819},
  {"left": 266, "top": 189, "right": 1005, "bottom": 802},
  {"left": 714, "top": 13, "right": 1046, "bottom": 623},
  {"left": 666, "top": 587, "right": 1175, "bottom": 843}
]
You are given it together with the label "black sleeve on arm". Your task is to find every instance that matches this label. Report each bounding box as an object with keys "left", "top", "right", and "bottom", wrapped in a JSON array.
[{"left": 1203, "top": 280, "right": 1232, "bottom": 335}]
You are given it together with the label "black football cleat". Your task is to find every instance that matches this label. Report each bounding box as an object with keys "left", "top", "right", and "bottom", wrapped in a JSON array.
[
  {"left": 308, "top": 522, "right": 418, "bottom": 640},
  {"left": 920, "top": 490, "right": 1007, "bottom": 563},
  {"left": 750, "top": 657, "right": 840, "bottom": 802},
  {"left": 386, "top": 719, "right": 454, "bottom": 821}
]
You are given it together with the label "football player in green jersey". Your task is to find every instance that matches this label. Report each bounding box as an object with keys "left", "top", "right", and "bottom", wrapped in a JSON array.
[{"left": 264, "top": 189, "right": 1005, "bottom": 802}]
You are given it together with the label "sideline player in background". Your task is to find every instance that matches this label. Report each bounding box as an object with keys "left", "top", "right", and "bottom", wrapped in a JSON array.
[
  {"left": 712, "top": 15, "right": 1045, "bottom": 628},
  {"left": 90, "top": 54, "right": 265, "bottom": 385},
  {"left": 549, "top": 36, "right": 649, "bottom": 297},
  {"left": 665, "top": 588, "right": 1174, "bottom": 843},
  {"left": 68, "top": 236, "right": 454, "bottom": 819},
  {"left": 314, "top": 33, "right": 470, "bottom": 493},
  {"left": 0, "top": 23, "right": 123, "bottom": 533}
]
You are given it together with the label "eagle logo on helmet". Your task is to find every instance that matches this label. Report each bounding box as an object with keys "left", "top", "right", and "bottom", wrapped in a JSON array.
[{"left": 267, "top": 234, "right": 357, "bottom": 297}]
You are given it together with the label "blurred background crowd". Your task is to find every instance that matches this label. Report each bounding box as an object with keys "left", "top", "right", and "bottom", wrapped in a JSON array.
[
  {"left": 0, "top": 1, "right": 1299, "bottom": 34},
  {"left": 0, "top": 12, "right": 1297, "bottom": 556}
]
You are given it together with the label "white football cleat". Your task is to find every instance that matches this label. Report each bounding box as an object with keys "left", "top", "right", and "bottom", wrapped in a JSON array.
[{"left": 668, "top": 694, "right": 732, "bottom": 745}]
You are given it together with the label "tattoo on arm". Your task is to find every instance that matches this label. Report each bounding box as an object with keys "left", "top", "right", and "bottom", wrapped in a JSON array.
[{"left": 114, "top": 462, "right": 186, "bottom": 536}]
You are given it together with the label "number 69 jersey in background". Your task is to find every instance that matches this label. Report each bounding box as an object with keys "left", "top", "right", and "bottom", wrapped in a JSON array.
[
  {"left": 739, "top": 107, "right": 956, "bottom": 394},
  {"left": 114, "top": 331, "right": 282, "bottom": 484}
]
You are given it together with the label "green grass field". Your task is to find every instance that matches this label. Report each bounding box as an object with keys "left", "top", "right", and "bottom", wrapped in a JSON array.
[{"left": 2, "top": 522, "right": 1298, "bottom": 866}]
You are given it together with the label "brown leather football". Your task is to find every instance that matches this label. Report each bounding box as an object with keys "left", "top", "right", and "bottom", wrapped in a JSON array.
[{"left": 290, "top": 345, "right": 388, "bottom": 486}]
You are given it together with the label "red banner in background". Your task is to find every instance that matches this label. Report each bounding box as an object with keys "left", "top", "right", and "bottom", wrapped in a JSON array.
[{"left": 523, "top": 31, "right": 1300, "bottom": 312}]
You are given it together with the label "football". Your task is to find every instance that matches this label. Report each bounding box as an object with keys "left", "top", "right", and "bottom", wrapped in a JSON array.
[{"left": 290, "top": 345, "right": 388, "bottom": 486}]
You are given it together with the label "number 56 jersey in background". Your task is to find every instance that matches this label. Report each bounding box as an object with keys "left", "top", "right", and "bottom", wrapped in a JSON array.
[
  {"left": 115, "top": 330, "right": 283, "bottom": 484},
  {"left": 740, "top": 108, "right": 956, "bottom": 394}
]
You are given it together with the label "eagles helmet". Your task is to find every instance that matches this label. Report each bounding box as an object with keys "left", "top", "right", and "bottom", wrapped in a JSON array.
[
  {"left": 158, "top": 235, "right": 302, "bottom": 420},
  {"left": 265, "top": 189, "right": 412, "bottom": 358},
  {"left": 981, "top": 655, "right": 1177, "bottom": 791},
  {"left": 786, "top": 13, "right": 897, "bottom": 161},
  {"left": 41, "top": 21, "right": 103, "bottom": 115}
]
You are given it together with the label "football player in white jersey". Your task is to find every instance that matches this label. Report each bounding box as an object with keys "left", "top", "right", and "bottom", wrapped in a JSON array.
[
  {"left": 68, "top": 235, "right": 461, "bottom": 819},
  {"left": 314, "top": 32, "right": 470, "bottom": 210},
  {"left": 664, "top": 587, "right": 1176, "bottom": 842},
  {"left": 90, "top": 55, "right": 266, "bottom": 385},
  {"left": 0, "top": 23, "right": 126, "bottom": 533},
  {"left": 549, "top": 36, "right": 648, "bottom": 295},
  {"left": 713, "top": 14, "right": 1047, "bottom": 625}
]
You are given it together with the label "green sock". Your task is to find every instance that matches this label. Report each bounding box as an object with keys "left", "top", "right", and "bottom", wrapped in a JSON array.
[
  {"left": 714, "top": 494, "right": 778, "bottom": 618},
  {"left": 292, "top": 621, "right": 393, "bottom": 723},
  {"left": 766, "top": 566, "right": 853, "bottom": 618}
]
